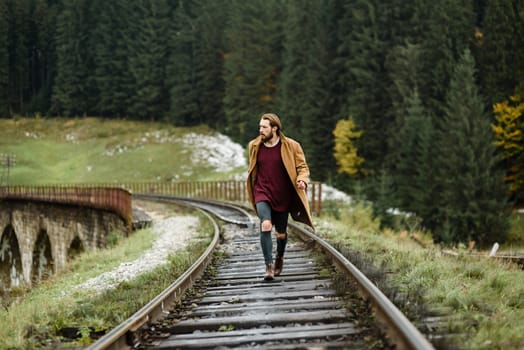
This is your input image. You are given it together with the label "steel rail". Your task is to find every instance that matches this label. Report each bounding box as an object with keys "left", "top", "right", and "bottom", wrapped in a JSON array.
[
  {"left": 289, "top": 222, "right": 435, "bottom": 350},
  {"left": 134, "top": 194, "right": 254, "bottom": 227},
  {"left": 86, "top": 206, "right": 220, "bottom": 350}
]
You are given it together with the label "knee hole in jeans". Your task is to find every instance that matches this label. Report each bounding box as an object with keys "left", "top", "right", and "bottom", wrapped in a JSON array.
[{"left": 261, "top": 219, "right": 272, "bottom": 232}]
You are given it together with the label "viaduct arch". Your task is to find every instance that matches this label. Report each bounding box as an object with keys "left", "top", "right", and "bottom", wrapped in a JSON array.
[{"left": 0, "top": 200, "right": 128, "bottom": 290}]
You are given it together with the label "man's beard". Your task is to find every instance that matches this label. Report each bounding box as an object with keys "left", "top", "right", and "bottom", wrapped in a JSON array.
[{"left": 260, "top": 131, "right": 273, "bottom": 143}]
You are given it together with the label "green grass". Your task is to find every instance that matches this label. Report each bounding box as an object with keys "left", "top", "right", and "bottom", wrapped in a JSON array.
[
  {"left": 0, "top": 225, "right": 155, "bottom": 348},
  {"left": 0, "top": 117, "right": 234, "bottom": 184},
  {"left": 507, "top": 212, "right": 524, "bottom": 246},
  {"left": 315, "top": 202, "right": 524, "bottom": 350}
]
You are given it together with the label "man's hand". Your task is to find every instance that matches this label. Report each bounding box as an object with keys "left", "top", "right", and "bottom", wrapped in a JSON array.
[{"left": 297, "top": 180, "right": 306, "bottom": 190}]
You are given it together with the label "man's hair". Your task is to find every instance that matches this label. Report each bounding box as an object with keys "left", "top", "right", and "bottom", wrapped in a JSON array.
[{"left": 261, "top": 113, "right": 282, "bottom": 134}]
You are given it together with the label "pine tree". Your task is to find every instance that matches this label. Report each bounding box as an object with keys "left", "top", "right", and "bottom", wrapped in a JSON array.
[
  {"left": 126, "top": 0, "right": 169, "bottom": 120},
  {"left": 378, "top": 0, "right": 435, "bottom": 183},
  {"left": 276, "top": 0, "right": 318, "bottom": 141},
  {"left": 28, "top": 0, "right": 56, "bottom": 114},
  {"left": 51, "top": 0, "right": 90, "bottom": 116},
  {"left": 0, "top": 0, "right": 8, "bottom": 116},
  {"left": 392, "top": 89, "right": 434, "bottom": 219},
  {"left": 517, "top": 0, "right": 524, "bottom": 96},
  {"left": 337, "top": 0, "right": 387, "bottom": 174},
  {"left": 193, "top": 0, "right": 227, "bottom": 130},
  {"left": 384, "top": 41, "right": 422, "bottom": 130},
  {"left": 78, "top": 0, "right": 98, "bottom": 114},
  {"left": 223, "top": 0, "right": 284, "bottom": 144},
  {"left": 166, "top": 0, "right": 228, "bottom": 128},
  {"left": 113, "top": 0, "right": 137, "bottom": 117},
  {"left": 91, "top": 0, "right": 131, "bottom": 117},
  {"left": 384, "top": 40, "right": 427, "bottom": 179},
  {"left": 300, "top": 0, "right": 344, "bottom": 181},
  {"left": 166, "top": 0, "right": 200, "bottom": 126},
  {"left": 7, "top": 0, "right": 31, "bottom": 114},
  {"left": 433, "top": 49, "right": 510, "bottom": 246},
  {"left": 476, "top": 0, "right": 522, "bottom": 105},
  {"left": 418, "top": 0, "right": 474, "bottom": 115},
  {"left": 373, "top": 167, "right": 396, "bottom": 228}
]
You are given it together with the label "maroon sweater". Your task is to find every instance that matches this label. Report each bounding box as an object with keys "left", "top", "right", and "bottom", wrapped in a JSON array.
[{"left": 253, "top": 141, "right": 294, "bottom": 212}]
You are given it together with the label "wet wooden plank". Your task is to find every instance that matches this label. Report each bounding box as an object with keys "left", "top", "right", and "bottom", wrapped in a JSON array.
[{"left": 156, "top": 323, "right": 359, "bottom": 349}]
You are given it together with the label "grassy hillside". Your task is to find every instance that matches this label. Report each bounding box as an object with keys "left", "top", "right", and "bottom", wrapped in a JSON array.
[{"left": 0, "top": 117, "right": 246, "bottom": 185}]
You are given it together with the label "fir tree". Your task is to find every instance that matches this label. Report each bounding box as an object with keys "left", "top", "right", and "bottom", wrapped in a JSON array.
[
  {"left": 7, "top": 0, "right": 31, "bottom": 113},
  {"left": 373, "top": 167, "right": 396, "bottom": 228},
  {"left": 0, "top": 0, "right": 8, "bottom": 116},
  {"left": 418, "top": 0, "right": 474, "bottom": 115},
  {"left": 476, "top": 0, "right": 522, "bottom": 105},
  {"left": 91, "top": 0, "right": 131, "bottom": 117},
  {"left": 376, "top": 0, "right": 427, "bottom": 145},
  {"left": 392, "top": 89, "right": 434, "bottom": 220},
  {"left": 300, "top": 0, "right": 344, "bottom": 181},
  {"left": 51, "top": 0, "right": 90, "bottom": 116},
  {"left": 384, "top": 41, "right": 422, "bottom": 142},
  {"left": 223, "top": 0, "right": 283, "bottom": 144},
  {"left": 79, "top": 0, "right": 98, "bottom": 114},
  {"left": 28, "top": 0, "right": 56, "bottom": 114},
  {"left": 126, "top": 0, "right": 169, "bottom": 120},
  {"left": 433, "top": 49, "right": 510, "bottom": 246},
  {"left": 166, "top": 0, "right": 200, "bottom": 126},
  {"left": 338, "top": 0, "right": 387, "bottom": 174},
  {"left": 276, "top": 0, "right": 318, "bottom": 141},
  {"left": 193, "top": 0, "right": 227, "bottom": 130}
]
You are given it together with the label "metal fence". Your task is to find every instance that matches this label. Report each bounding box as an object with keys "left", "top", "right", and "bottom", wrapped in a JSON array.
[
  {"left": 0, "top": 181, "right": 322, "bottom": 222},
  {"left": 90, "top": 181, "right": 322, "bottom": 217},
  {"left": 0, "top": 185, "right": 133, "bottom": 228}
]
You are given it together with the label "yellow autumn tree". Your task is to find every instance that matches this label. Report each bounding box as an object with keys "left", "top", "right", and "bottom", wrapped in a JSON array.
[
  {"left": 332, "top": 118, "right": 364, "bottom": 176},
  {"left": 492, "top": 94, "right": 524, "bottom": 200}
]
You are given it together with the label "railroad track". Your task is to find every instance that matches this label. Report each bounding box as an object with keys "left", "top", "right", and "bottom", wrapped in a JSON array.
[{"left": 88, "top": 195, "right": 434, "bottom": 350}]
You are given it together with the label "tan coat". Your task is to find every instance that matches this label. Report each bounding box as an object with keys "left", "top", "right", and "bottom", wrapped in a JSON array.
[{"left": 247, "top": 132, "right": 313, "bottom": 228}]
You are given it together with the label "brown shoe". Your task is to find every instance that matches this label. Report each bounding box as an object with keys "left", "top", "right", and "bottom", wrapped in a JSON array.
[
  {"left": 274, "top": 256, "right": 284, "bottom": 276},
  {"left": 264, "top": 264, "right": 274, "bottom": 281}
]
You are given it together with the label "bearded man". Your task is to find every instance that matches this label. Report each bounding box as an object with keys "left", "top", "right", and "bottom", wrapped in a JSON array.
[{"left": 246, "top": 113, "right": 313, "bottom": 280}]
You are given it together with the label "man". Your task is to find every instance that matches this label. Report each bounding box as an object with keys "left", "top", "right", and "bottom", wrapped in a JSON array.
[{"left": 247, "top": 113, "right": 313, "bottom": 281}]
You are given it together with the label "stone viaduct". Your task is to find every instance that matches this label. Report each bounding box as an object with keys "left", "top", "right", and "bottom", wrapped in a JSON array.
[{"left": 0, "top": 192, "right": 130, "bottom": 291}]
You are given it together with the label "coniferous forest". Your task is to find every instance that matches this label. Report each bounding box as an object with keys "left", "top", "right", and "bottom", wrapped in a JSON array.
[{"left": 1, "top": 0, "right": 523, "bottom": 247}]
